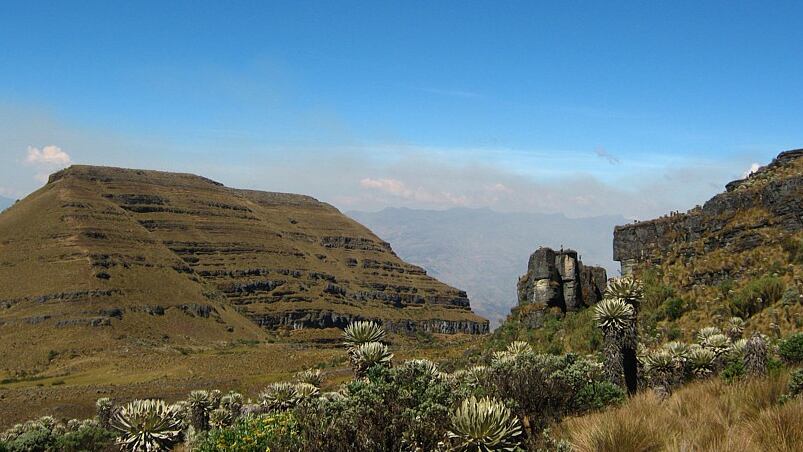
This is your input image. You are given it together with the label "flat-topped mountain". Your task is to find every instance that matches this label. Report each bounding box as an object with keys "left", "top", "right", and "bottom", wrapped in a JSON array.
[{"left": 0, "top": 165, "right": 487, "bottom": 368}]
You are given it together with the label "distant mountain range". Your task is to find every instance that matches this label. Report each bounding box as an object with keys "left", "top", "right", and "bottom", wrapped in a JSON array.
[{"left": 348, "top": 208, "right": 625, "bottom": 326}]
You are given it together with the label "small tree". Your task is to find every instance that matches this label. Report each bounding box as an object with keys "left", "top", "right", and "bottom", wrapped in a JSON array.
[
  {"left": 594, "top": 298, "right": 634, "bottom": 389},
  {"left": 187, "top": 390, "right": 213, "bottom": 432}
]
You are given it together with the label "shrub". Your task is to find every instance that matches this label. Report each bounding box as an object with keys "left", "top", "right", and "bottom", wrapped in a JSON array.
[
  {"left": 54, "top": 424, "right": 116, "bottom": 452},
  {"left": 447, "top": 396, "right": 522, "bottom": 451},
  {"left": 661, "top": 297, "right": 686, "bottom": 321},
  {"left": 571, "top": 381, "right": 626, "bottom": 413},
  {"left": 728, "top": 276, "right": 785, "bottom": 317},
  {"left": 778, "top": 333, "right": 803, "bottom": 364},
  {"left": 295, "top": 364, "right": 457, "bottom": 451},
  {"left": 640, "top": 268, "right": 675, "bottom": 311},
  {"left": 194, "top": 412, "right": 301, "bottom": 452},
  {"left": 482, "top": 353, "right": 613, "bottom": 436},
  {"left": 783, "top": 368, "right": 803, "bottom": 400},
  {"left": 720, "top": 357, "right": 746, "bottom": 383}
]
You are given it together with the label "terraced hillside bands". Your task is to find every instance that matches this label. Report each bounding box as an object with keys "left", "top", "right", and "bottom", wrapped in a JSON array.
[{"left": 0, "top": 166, "right": 487, "bottom": 370}]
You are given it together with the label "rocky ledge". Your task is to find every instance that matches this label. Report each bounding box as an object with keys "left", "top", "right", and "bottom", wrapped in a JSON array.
[
  {"left": 248, "top": 309, "right": 489, "bottom": 334},
  {"left": 613, "top": 148, "right": 803, "bottom": 275}
]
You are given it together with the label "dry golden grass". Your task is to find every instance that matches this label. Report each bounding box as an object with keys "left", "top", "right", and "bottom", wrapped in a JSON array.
[{"left": 561, "top": 372, "right": 802, "bottom": 452}]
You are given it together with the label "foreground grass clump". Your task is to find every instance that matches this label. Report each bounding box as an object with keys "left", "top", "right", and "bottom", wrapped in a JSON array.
[{"left": 563, "top": 372, "right": 803, "bottom": 452}]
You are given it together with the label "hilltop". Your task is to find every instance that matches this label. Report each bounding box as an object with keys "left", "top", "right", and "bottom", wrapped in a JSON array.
[{"left": 0, "top": 166, "right": 487, "bottom": 368}]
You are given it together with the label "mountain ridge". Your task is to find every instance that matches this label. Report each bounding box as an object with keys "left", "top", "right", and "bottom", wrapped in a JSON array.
[{"left": 0, "top": 165, "right": 487, "bottom": 370}]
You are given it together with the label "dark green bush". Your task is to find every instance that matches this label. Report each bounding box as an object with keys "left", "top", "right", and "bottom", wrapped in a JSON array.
[
  {"left": 641, "top": 268, "right": 676, "bottom": 311},
  {"left": 571, "top": 381, "right": 626, "bottom": 413},
  {"left": 720, "top": 358, "right": 746, "bottom": 383},
  {"left": 662, "top": 297, "right": 686, "bottom": 321},
  {"left": 54, "top": 425, "right": 115, "bottom": 452},
  {"left": 482, "top": 353, "right": 613, "bottom": 436},
  {"left": 3, "top": 426, "right": 55, "bottom": 452},
  {"left": 778, "top": 333, "right": 803, "bottom": 364},
  {"left": 294, "top": 364, "right": 458, "bottom": 451},
  {"left": 728, "top": 276, "right": 785, "bottom": 318},
  {"left": 781, "top": 287, "right": 801, "bottom": 306}
]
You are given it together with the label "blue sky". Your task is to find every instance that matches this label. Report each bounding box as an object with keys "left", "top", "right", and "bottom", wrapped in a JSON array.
[{"left": 1, "top": 1, "right": 802, "bottom": 218}]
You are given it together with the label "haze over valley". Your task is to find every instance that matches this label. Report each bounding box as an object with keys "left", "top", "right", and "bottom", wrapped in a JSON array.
[{"left": 350, "top": 207, "right": 624, "bottom": 326}]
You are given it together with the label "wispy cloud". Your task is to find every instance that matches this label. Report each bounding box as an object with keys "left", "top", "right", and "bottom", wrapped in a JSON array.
[
  {"left": 360, "top": 177, "right": 470, "bottom": 206},
  {"left": 594, "top": 147, "right": 620, "bottom": 164}
]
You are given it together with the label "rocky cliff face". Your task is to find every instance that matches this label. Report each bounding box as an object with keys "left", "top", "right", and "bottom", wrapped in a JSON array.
[
  {"left": 0, "top": 165, "right": 488, "bottom": 364},
  {"left": 517, "top": 247, "right": 607, "bottom": 312},
  {"left": 614, "top": 149, "right": 803, "bottom": 284}
]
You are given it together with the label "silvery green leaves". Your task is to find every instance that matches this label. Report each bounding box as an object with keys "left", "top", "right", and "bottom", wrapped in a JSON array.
[
  {"left": 604, "top": 276, "right": 644, "bottom": 306},
  {"left": 259, "top": 382, "right": 300, "bottom": 411},
  {"left": 343, "top": 321, "right": 392, "bottom": 377},
  {"left": 343, "top": 320, "right": 385, "bottom": 347},
  {"left": 687, "top": 346, "right": 717, "bottom": 377},
  {"left": 593, "top": 298, "right": 635, "bottom": 332},
  {"left": 447, "top": 396, "right": 522, "bottom": 451},
  {"left": 296, "top": 368, "right": 324, "bottom": 387},
  {"left": 352, "top": 341, "right": 394, "bottom": 377},
  {"left": 111, "top": 399, "right": 182, "bottom": 451}
]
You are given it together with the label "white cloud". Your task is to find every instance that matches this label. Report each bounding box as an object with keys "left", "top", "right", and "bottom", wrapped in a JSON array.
[
  {"left": 360, "top": 177, "right": 470, "bottom": 206},
  {"left": 742, "top": 162, "right": 761, "bottom": 178},
  {"left": 26, "top": 145, "right": 72, "bottom": 166},
  {"left": 23, "top": 145, "right": 72, "bottom": 183}
]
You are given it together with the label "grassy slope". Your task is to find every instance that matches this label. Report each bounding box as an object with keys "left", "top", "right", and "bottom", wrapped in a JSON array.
[
  {"left": 0, "top": 329, "right": 482, "bottom": 428},
  {"left": 560, "top": 371, "right": 802, "bottom": 452}
]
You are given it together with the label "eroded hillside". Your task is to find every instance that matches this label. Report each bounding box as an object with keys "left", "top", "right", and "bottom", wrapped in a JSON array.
[{"left": 0, "top": 166, "right": 487, "bottom": 370}]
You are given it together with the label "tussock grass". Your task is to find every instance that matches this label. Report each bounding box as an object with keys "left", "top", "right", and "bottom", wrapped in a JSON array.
[{"left": 562, "top": 372, "right": 802, "bottom": 452}]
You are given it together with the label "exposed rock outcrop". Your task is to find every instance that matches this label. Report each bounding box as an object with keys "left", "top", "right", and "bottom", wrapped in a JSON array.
[
  {"left": 517, "top": 247, "right": 607, "bottom": 312},
  {"left": 614, "top": 149, "right": 803, "bottom": 279}
]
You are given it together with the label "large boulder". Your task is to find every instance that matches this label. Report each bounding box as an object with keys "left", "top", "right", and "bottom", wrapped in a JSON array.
[{"left": 517, "top": 247, "right": 607, "bottom": 312}]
